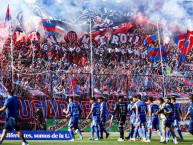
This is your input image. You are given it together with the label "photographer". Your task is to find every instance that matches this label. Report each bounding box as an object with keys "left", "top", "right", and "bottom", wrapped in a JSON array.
[
  {"left": 35, "top": 109, "right": 44, "bottom": 130},
  {"left": 157, "top": 97, "right": 178, "bottom": 144}
]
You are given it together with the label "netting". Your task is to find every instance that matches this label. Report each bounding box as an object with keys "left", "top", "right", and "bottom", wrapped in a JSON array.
[{"left": 2, "top": 71, "right": 191, "bottom": 99}]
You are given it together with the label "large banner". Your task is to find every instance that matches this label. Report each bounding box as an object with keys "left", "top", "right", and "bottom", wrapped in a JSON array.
[
  {"left": 0, "top": 99, "right": 191, "bottom": 132},
  {"left": 0, "top": 99, "right": 116, "bottom": 119},
  {"left": 46, "top": 118, "right": 131, "bottom": 132},
  {"left": 46, "top": 118, "right": 191, "bottom": 133},
  {"left": 0, "top": 131, "right": 71, "bottom": 140},
  {"left": 0, "top": 99, "right": 190, "bottom": 119},
  {"left": 0, "top": 99, "right": 117, "bottom": 119}
]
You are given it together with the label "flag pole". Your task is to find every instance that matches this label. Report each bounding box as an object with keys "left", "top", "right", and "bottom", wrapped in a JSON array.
[
  {"left": 157, "top": 21, "right": 166, "bottom": 97},
  {"left": 7, "top": 4, "right": 14, "bottom": 91},
  {"left": 89, "top": 15, "right": 94, "bottom": 98},
  {"left": 10, "top": 22, "right": 14, "bottom": 90}
]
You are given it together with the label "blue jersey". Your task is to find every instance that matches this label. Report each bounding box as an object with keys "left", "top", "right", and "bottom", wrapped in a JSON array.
[
  {"left": 148, "top": 104, "right": 159, "bottom": 119},
  {"left": 135, "top": 101, "right": 147, "bottom": 120},
  {"left": 128, "top": 103, "right": 136, "bottom": 119},
  {"left": 4, "top": 96, "right": 19, "bottom": 119},
  {"left": 91, "top": 103, "right": 100, "bottom": 118},
  {"left": 173, "top": 103, "right": 181, "bottom": 119},
  {"left": 165, "top": 103, "right": 174, "bottom": 120},
  {"left": 188, "top": 102, "right": 193, "bottom": 120},
  {"left": 128, "top": 103, "right": 132, "bottom": 115},
  {"left": 100, "top": 101, "right": 108, "bottom": 118},
  {"left": 68, "top": 102, "right": 80, "bottom": 118}
]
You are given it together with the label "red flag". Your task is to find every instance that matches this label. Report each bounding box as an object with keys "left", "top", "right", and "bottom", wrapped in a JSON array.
[
  {"left": 113, "top": 22, "right": 134, "bottom": 34},
  {"left": 182, "top": 30, "right": 193, "bottom": 55},
  {"left": 173, "top": 34, "right": 186, "bottom": 51},
  {"left": 179, "top": 30, "right": 193, "bottom": 64}
]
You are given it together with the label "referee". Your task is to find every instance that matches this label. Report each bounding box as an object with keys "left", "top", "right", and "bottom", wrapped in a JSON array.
[
  {"left": 111, "top": 96, "right": 127, "bottom": 141},
  {"left": 0, "top": 89, "right": 29, "bottom": 145}
]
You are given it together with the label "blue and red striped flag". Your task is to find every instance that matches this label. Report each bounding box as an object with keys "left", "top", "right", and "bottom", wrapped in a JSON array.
[
  {"left": 147, "top": 46, "right": 167, "bottom": 62},
  {"left": 173, "top": 33, "right": 186, "bottom": 51},
  {"left": 5, "top": 5, "right": 11, "bottom": 21},
  {"left": 143, "top": 35, "right": 156, "bottom": 46},
  {"left": 180, "top": 30, "right": 193, "bottom": 62},
  {"left": 42, "top": 19, "right": 56, "bottom": 36}
]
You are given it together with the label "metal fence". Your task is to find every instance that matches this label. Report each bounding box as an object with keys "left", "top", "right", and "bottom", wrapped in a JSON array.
[{"left": 2, "top": 71, "right": 191, "bottom": 99}]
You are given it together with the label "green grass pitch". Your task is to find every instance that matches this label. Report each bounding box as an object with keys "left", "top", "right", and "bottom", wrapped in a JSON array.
[{"left": 1, "top": 134, "right": 193, "bottom": 145}]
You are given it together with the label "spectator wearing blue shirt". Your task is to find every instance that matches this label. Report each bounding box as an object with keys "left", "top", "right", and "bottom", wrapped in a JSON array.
[
  {"left": 183, "top": 94, "right": 193, "bottom": 135},
  {"left": 64, "top": 97, "right": 82, "bottom": 141},
  {"left": 86, "top": 97, "right": 100, "bottom": 141},
  {"left": 98, "top": 97, "right": 109, "bottom": 139},
  {"left": 0, "top": 89, "right": 29, "bottom": 145}
]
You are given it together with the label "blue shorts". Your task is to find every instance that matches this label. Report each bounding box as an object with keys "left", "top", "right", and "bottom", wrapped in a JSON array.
[
  {"left": 100, "top": 117, "right": 106, "bottom": 126},
  {"left": 91, "top": 116, "right": 99, "bottom": 127},
  {"left": 68, "top": 117, "right": 78, "bottom": 129},
  {"left": 188, "top": 120, "right": 193, "bottom": 135},
  {"left": 148, "top": 118, "right": 159, "bottom": 129},
  {"left": 134, "top": 118, "right": 146, "bottom": 127},
  {"left": 140, "top": 117, "right": 146, "bottom": 127},
  {"left": 163, "top": 119, "right": 172, "bottom": 127},
  {"left": 3, "top": 117, "right": 20, "bottom": 132}
]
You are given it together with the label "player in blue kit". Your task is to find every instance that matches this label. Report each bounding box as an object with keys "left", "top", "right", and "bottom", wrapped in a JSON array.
[
  {"left": 127, "top": 95, "right": 140, "bottom": 140},
  {"left": 64, "top": 97, "right": 83, "bottom": 141},
  {"left": 171, "top": 96, "right": 183, "bottom": 141},
  {"left": 183, "top": 94, "right": 193, "bottom": 135},
  {"left": 86, "top": 97, "right": 100, "bottom": 140},
  {"left": 133, "top": 94, "right": 147, "bottom": 142},
  {"left": 0, "top": 90, "right": 29, "bottom": 145},
  {"left": 146, "top": 96, "right": 161, "bottom": 142},
  {"left": 164, "top": 97, "right": 178, "bottom": 143},
  {"left": 98, "top": 97, "right": 109, "bottom": 139},
  {"left": 158, "top": 97, "right": 178, "bottom": 144}
]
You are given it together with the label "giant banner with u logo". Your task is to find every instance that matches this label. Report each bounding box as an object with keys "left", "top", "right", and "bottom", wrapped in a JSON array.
[
  {"left": 0, "top": 99, "right": 191, "bottom": 133},
  {"left": 0, "top": 99, "right": 116, "bottom": 119}
]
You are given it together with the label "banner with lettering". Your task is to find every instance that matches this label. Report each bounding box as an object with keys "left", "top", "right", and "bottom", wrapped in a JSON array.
[
  {"left": 46, "top": 118, "right": 130, "bottom": 132},
  {"left": 0, "top": 99, "right": 116, "bottom": 119},
  {"left": 46, "top": 118, "right": 190, "bottom": 133},
  {"left": 0, "top": 99, "right": 190, "bottom": 133},
  {"left": 0, "top": 131, "right": 71, "bottom": 140},
  {"left": 0, "top": 99, "right": 189, "bottom": 120}
]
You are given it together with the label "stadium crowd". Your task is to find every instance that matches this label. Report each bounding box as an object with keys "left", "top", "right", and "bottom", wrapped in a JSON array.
[{"left": 0, "top": 22, "right": 193, "bottom": 99}]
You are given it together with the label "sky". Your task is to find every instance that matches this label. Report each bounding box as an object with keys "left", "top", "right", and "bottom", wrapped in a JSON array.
[{"left": 0, "top": 0, "right": 193, "bottom": 34}]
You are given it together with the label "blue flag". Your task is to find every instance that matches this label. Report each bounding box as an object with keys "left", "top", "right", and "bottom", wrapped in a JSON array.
[{"left": 5, "top": 5, "right": 11, "bottom": 21}]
